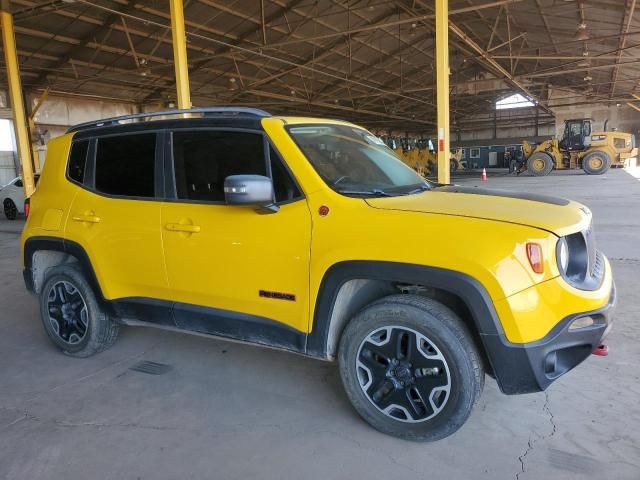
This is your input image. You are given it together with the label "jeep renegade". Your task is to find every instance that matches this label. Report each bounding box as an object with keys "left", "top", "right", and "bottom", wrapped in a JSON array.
[{"left": 22, "top": 107, "right": 615, "bottom": 441}]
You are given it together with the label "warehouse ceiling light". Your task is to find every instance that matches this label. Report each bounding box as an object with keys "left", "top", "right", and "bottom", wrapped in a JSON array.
[
  {"left": 574, "top": 23, "right": 590, "bottom": 41},
  {"left": 496, "top": 93, "right": 535, "bottom": 110}
]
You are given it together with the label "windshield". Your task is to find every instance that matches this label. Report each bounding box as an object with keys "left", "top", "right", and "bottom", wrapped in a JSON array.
[{"left": 287, "top": 124, "right": 428, "bottom": 196}]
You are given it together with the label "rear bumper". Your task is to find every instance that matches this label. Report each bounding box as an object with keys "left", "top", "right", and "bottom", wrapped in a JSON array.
[{"left": 485, "top": 283, "right": 615, "bottom": 394}]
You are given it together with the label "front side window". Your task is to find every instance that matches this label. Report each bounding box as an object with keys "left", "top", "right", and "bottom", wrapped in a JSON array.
[
  {"left": 171, "top": 131, "right": 301, "bottom": 204},
  {"left": 172, "top": 131, "right": 266, "bottom": 202},
  {"left": 95, "top": 133, "right": 156, "bottom": 197},
  {"left": 287, "top": 124, "right": 427, "bottom": 197},
  {"left": 569, "top": 122, "right": 582, "bottom": 136}
]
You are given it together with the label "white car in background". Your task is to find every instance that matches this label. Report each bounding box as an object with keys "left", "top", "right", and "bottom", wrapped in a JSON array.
[{"left": 0, "top": 176, "right": 38, "bottom": 220}]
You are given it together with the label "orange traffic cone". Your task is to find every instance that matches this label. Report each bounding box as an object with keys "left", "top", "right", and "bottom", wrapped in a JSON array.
[{"left": 481, "top": 168, "right": 487, "bottom": 182}]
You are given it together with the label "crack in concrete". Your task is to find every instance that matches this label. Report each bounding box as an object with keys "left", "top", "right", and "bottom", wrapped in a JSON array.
[
  {"left": 542, "top": 391, "right": 557, "bottom": 437},
  {"left": 0, "top": 405, "right": 174, "bottom": 432},
  {"left": 515, "top": 392, "right": 558, "bottom": 480},
  {"left": 516, "top": 436, "right": 535, "bottom": 480}
]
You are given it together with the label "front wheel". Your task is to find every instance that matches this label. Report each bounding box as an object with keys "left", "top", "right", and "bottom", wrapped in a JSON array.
[
  {"left": 3, "top": 199, "right": 17, "bottom": 220},
  {"left": 527, "top": 152, "right": 554, "bottom": 176},
  {"left": 338, "top": 295, "right": 484, "bottom": 441}
]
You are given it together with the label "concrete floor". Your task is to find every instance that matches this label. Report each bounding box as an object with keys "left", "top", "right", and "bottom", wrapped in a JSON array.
[{"left": 1, "top": 169, "right": 639, "bottom": 480}]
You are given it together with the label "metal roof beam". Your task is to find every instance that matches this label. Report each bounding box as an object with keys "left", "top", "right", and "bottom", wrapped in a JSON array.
[{"left": 610, "top": 0, "right": 636, "bottom": 97}]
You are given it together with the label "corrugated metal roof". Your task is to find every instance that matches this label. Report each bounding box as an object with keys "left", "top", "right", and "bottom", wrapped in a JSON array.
[{"left": 1, "top": 0, "right": 638, "bottom": 131}]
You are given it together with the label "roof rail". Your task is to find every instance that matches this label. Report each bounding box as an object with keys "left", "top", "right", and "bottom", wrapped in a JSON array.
[{"left": 66, "top": 107, "right": 271, "bottom": 133}]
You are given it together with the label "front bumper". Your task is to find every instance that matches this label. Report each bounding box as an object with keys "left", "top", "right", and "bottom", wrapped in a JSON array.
[{"left": 483, "top": 282, "right": 616, "bottom": 395}]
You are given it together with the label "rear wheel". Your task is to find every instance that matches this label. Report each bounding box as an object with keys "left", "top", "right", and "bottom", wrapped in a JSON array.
[
  {"left": 39, "top": 265, "right": 119, "bottom": 357},
  {"left": 527, "top": 152, "right": 554, "bottom": 176},
  {"left": 338, "top": 295, "right": 484, "bottom": 442},
  {"left": 582, "top": 150, "right": 611, "bottom": 175},
  {"left": 3, "top": 199, "right": 17, "bottom": 220}
]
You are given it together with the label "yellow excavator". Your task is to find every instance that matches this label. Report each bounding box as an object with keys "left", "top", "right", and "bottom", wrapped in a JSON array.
[{"left": 520, "top": 119, "right": 637, "bottom": 176}]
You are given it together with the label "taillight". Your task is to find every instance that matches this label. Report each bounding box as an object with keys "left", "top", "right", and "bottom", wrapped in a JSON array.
[
  {"left": 24, "top": 198, "right": 30, "bottom": 218},
  {"left": 526, "top": 243, "right": 544, "bottom": 274}
]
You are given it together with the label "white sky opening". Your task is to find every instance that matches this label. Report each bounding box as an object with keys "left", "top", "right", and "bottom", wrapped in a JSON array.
[
  {"left": 0, "top": 119, "right": 15, "bottom": 151},
  {"left": 496, "top": 93, "right": 535, "bottom": 110}
]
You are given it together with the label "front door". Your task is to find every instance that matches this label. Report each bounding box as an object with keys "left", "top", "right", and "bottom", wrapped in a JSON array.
[{"left": 160, "top": 129, "right": 311, "bottom": 346}]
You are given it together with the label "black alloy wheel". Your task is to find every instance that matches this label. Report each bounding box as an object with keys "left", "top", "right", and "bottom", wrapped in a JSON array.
[
  {"left": 356, "top": 325, "right": 451, "bottom": 422},
  {"left": 46, "top": 280, "right": 89, "bottom": 345}
]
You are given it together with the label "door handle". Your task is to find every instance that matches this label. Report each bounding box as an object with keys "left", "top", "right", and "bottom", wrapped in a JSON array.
[
  {"left": 165, "top": 223, "right": 201, "bottom": 233},
  {"left": 72, "top": 214, "right": 101, "bottom": 224}
]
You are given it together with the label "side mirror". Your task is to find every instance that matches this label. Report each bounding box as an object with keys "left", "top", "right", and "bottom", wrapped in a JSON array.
[{"left": 224, "top": 175, "right": 278, "bottom": 213}]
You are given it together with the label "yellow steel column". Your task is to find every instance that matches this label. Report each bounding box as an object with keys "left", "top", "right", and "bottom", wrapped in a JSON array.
[
  {"left": 169, "top": 0, "right": 192, "bottom": 109},
  {"left": 435, "top": 0, "right": 450, "bottom": 184},
  {"left": 0, "top": 4, "right": 35, "bottom": 196}
]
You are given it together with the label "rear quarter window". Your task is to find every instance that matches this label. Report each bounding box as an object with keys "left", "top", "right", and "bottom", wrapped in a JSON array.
[{"left": 68, "top": 140, "right": 90, "bottom": 184}]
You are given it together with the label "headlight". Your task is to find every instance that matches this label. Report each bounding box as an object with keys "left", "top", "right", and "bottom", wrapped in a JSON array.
[
  {"left": 556, "top": 232, "right": 589, "bottom": 284},
  {"left": 557, "top": 237, "right": 569, "bottom": 273}
]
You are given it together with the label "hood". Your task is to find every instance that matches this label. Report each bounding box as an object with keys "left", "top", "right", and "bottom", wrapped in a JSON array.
[{"left": 365, "top": 185, "right": 591, "bottom": 237}]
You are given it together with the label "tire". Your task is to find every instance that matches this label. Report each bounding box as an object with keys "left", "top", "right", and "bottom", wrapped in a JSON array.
[
  {"left": 582, "top": 150, "right": 611, "bottom": 175},
  {"left": 338, "top": 294, "right": 484, "bottom": 442},
  {"left": 3, "top": 198, "right": 17, "bottom": 220},
  {"left": 39, "top": 265, "right": 119, "bottom": 357},
  {"left": 526, "top": 152, "right": 554, "bottom": 176},
  {"left": 450, "top": 159, "right": 458, "bottom": 172}
]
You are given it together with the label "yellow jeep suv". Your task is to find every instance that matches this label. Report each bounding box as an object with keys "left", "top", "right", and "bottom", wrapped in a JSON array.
[{"left": 22, "top": 107, "right": 615, "bottom": 441}]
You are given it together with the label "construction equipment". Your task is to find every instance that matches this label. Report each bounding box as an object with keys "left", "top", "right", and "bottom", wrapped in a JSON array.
[
  {"left": 520, "top": 119, "right": 637, "bottom": 176},
  {"left": 389, "top": 138, "right": 464, "bottom": 177}
]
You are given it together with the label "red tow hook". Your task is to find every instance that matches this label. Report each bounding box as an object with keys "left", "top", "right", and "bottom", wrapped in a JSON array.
[{"left": 592, "top": 344, "right": 609, "bottom": 356}]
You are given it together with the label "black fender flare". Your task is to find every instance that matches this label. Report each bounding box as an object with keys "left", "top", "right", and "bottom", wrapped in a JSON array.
[
  {"left": 306, "top": 261, "right": 505, "bottom": 355},
  {"left": 306, "top": 261, "right": 542, "bottom": 394},
  {"left": 23, "top": 236, "right": 107, "bottom": 304}
]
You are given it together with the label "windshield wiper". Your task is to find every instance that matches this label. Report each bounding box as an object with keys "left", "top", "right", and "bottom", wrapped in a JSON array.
[
  {"left": 405, "top": 184, "right": 430, "bottom": 195},
  {"left": 337, "top": 188, "right": 395, "bottom": 197}
]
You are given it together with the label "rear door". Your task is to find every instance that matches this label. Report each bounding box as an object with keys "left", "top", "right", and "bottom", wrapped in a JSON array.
[
  {"left": 64, "top": 132, "right": 169, "bottom": 302},
  {"left": 160, "top": 129, "right": 312, "bottom": 339}
]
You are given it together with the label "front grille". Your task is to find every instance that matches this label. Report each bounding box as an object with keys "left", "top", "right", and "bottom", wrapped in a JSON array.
[
  {"left": 561, "top": 225, "right": 605, "bottom": 291},
  {"left": 576, "top": 225, "right": 605, "bottom": 291},
  {"left": 590, "top": 250, "right": 605, "bottom": 282},
  {"left": 583, "top": 225, "right": 597, "bottom": 276}
]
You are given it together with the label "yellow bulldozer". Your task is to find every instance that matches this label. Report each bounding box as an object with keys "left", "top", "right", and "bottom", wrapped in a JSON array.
[{"left": 520, "top": 118, "right": 637, "bottom": 176}]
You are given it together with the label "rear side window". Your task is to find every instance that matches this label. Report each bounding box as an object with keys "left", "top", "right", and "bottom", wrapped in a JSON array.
[
  {"left": 68, "top": 140, "right": 89, "bottom": 184},
  {"left": 172, "top": 131, "right": 266, "bottom": 202},
  {"left": 95, "top": 133, "right": 156, "bottom": 198}
]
